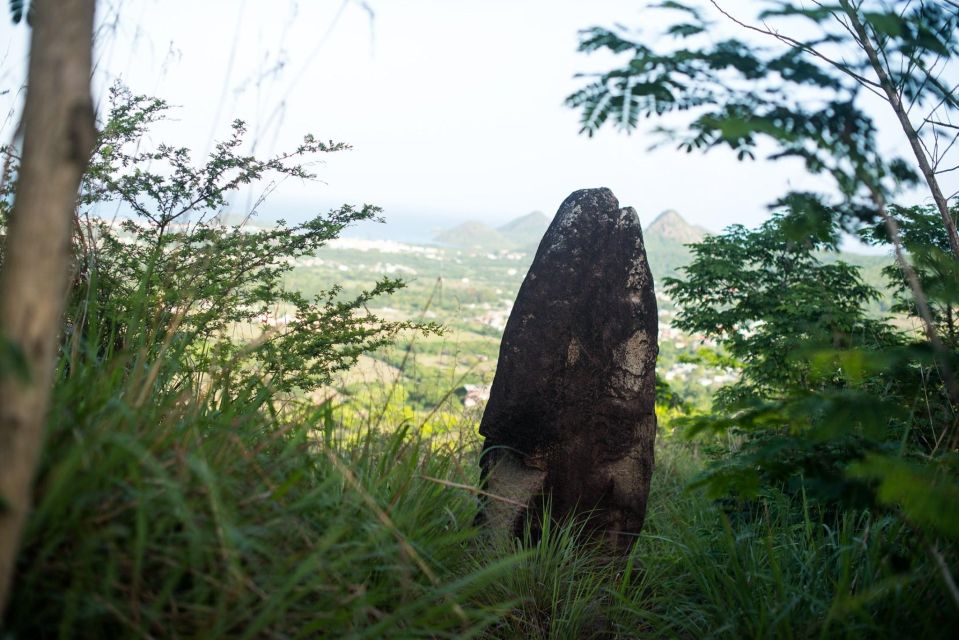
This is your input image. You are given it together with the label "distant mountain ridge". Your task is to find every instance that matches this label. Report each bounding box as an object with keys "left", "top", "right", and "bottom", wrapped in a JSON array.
[
  {"left": 641, "top": 210, "right": 709, "bottom": 281},
  {"left": 432, "top": 210, "right": 891, "bottom": 301},
  {"left": 435, "top": 209, "right": 707, "bottom": 247},
  {"left": 496, "top": 211, "right": 549, "bottom": 246},
  {"left": 433, "top": 211, "right": 551, "bottom": 250},
  {"left": 433, "top": 221, "right": 507, "bottom": 249},
  {"left": 433, "top": 209, "right": 710, "bottom": 277},
  {"left": 644, "top": 210, "right": 709, "bottom": 244}
]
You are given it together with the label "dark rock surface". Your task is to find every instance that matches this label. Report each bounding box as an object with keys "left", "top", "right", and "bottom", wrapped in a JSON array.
[{"left": 478, "top": 188, "right": 658, "bottom": 548}]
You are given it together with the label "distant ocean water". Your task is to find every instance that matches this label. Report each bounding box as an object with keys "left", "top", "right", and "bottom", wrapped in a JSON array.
[
  {"left": 92, "top": 200, "right": 481, "bottom": 246},
  {"left": 338, "top": 213, "right": 472, "bottom": 245},
  {"left": 256, "top": 199, "right": 508, "bottom": 245}
]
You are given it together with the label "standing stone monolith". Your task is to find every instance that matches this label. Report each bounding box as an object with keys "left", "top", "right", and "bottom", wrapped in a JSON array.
[{"left": 478, "top": 188, "right": 658, "bottom": 549}]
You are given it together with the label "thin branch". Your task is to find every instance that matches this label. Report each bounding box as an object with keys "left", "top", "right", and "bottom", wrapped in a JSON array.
[
  {"left": 710, "top": 1, "right": 885, "bottom": 98},
  {"left": 842, "top": 0, "right": 959, "bottom": 258},
  {"left": 929, "top": 544, "right": 959, "bottom": 610},
  {"left": 916, "top": 81, "right": 959, "bottom": 134},
  {"left": 902, "top": 8, "right": 952, "bottom": 115},
  {"left": 935, "top": 129, "right": 959, "bottom": 169},
  {"left": 865, "top": 11, "right": 908, "bottom": 106},
  {"left": 919, "top": 129, "right": 937, "bottom": 163},
  {"left": 926, "top": 119, "right": 959, "bottom": 131},
  {"left": 823, "top": 1, "right": 864, "bottom": 44},
  {"left": 877, "top": 195, "right": 959, "bottom": 403},
  {"left": 418, "top": 476, "right": 529, "bottom": 509}
]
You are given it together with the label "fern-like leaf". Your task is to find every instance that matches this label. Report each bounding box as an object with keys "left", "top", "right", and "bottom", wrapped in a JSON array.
[
  {"left": 9, "top": 0, "right": 31, "bottom": 24},
  {"left": 9, "top": 0, "right": 24, "bottom": 23}
]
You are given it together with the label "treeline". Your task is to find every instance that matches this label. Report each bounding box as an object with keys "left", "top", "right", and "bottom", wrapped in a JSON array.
[{"left": 569, "top": 0, "right": 959, "bottom": 616}]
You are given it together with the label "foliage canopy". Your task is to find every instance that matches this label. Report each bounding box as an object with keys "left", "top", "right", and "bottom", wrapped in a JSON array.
[
  {"left": 570, "top": 0, "right": 959, "bottom": 562},
  {"left": 59, "top": 85, "right": 437, "bottom": 399}
]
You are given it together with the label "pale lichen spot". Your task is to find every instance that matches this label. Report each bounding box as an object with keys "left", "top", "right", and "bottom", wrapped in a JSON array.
[
  {"left": 567, "top": 337, "right": 582, "bottom": 366},
  {"left": 619, "top": 330, "right": 649, "bottom": 375}
]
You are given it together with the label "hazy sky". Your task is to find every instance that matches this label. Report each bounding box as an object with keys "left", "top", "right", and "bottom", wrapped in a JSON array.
[{"left": 0, "top": 1, "right": 952, "bottom": 240}]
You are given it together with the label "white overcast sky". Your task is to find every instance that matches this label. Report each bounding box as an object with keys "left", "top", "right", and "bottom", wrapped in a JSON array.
[{"left": 0, "top": 0, "right": 952, "bottom": 240}]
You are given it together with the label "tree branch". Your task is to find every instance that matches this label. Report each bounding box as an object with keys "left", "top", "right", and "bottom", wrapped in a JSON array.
[
  {"left": 710, "top": 1, "right": 885, "bottom": 98},
  {"left": 841, "top": 0, "right": 959, "bottom": 258}
]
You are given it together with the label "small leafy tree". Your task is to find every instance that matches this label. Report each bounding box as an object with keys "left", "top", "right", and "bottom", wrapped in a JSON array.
[
  {"left": 868, "top": 204, "right": 959, "bottom": 347},
  {"left": 5, "top": 84, "right": 434, "bottom": 406},
  {"left": 567, "top": 1, "right": 959, "bottom": 254},
  {"left": 665, "top": 214, "right": 890, "bottom": 406},
  {"left": 568, "top": 0, "right": 959, "bottom": 397},
  {"left": 1, "top": 85, "right": 463, "bottom": 635},
  {"left": 568, "top": 1, "right": 959, "bottom": 599}
]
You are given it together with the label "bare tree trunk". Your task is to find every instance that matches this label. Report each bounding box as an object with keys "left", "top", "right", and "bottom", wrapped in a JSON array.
[
  {"left": 0, "top": 0, "right": 96, "bottom": 617},
  {"left": 842, "top": 1, "right": 959, "bottom": 259}
]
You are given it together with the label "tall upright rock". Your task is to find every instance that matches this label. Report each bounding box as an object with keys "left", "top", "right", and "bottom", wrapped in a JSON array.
[{"left": 478, "top": 188, "right": 658, "bottom": 548}]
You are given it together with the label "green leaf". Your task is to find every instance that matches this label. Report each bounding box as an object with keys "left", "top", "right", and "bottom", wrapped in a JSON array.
[
  {"left": 864, "top": 12, "right": 905, "bottom": 38},
  {"left": 758, "top": 5, "right": 844, "bottom": 23},
  {"left": 666, "top": 23, "right": 704, "bottom": 38},
  {"left": 8, "top": 0, "right": 24, "bottom": 23},
  {"left": 652, "top": 1, "right": 704, "bottom": 22},
  {"left": 849, "top": 454, "right": 959, "bottom": 539}
]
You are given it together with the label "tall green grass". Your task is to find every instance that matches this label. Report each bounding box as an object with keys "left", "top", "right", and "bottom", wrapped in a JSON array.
[
  {"left": 7, "top": 366, "right": 957, "bottom": 637},
  {"left": 606, "top": 448, "right": 956, "bottom": 639},
  {"left": 5, "top": 328, "right": 517, "bottom": 637},
  {"left": 475, "top": 442, "right": 957, "bottom": 639},
  {"left": 4, "top": 295, "right": 955, "bottom": 638}
]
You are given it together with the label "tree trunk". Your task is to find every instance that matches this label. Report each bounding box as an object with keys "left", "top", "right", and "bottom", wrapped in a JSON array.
[
  {"left": 0, "top": 0, "right": 96, "bottom": 617},
  {"left": 842, "top": 1, "right": 959, "bottom": 259}
]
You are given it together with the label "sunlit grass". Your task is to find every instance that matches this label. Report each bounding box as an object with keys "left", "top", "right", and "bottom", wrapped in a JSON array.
[{"left": 5, "top": 303, "right": 955, "bottom": 638}]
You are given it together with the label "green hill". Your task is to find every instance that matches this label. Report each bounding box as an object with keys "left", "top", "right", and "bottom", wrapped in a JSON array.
[
  {"left": 433, "top": 221, "right": 507, "bottom": 249},
  {"left": 645, "top": 209, "right": 709, "bottom": 244},
  {"left": 497, "top": 211, "right": 549, "bottom": 248},
  {"left": 431, "top": 208, "right": 711, "bottom": 278},
  {"left": 642, "top": 210, "right": 709, "bottom": 281},
  {"left": 434, "top": 211, "right": 550, "bottom": 250}
]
